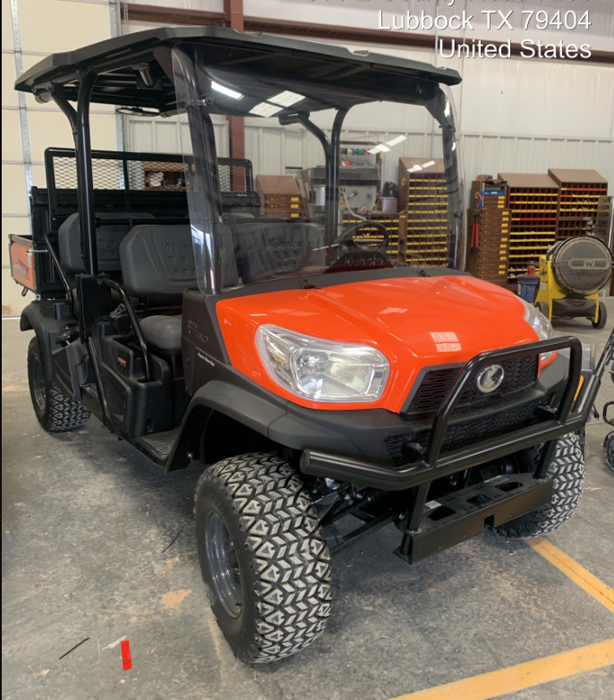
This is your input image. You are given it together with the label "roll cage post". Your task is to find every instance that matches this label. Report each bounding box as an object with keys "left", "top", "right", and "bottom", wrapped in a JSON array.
[
  {"left": 425, "top": 88, "right": 465, "bottom": 271},
  {"left": 285, "top": 109, "right": 348, "bottom": 245},
  {"left": 48, "top": 60, "right": 152, "bottom": 429},
  {"left": 326, "top": 109, "right": 348, "bottom": 245},
  {"left": 51, "top": 72, "right": 98, "bottom": 276}
]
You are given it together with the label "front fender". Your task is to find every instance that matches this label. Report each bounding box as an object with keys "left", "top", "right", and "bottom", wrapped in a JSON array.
[
  {"left": 165, "top": 370, "right": 388, "bottom": 472},
  {"left": 165, "top": 379, "right": 288, "bottom": 471}
]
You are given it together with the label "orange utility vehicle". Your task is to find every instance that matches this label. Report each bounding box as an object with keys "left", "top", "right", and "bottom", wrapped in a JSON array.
[{"left": 10, "top": 28, "right": 612, "bottom": 664}]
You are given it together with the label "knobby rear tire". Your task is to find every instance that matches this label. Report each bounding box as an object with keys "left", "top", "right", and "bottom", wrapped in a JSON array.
[{"left": 27, "top": 337, "right": 90, "bottom": 432}]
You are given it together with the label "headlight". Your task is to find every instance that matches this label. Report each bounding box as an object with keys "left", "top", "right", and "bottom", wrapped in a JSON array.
[
  {"left": 520, "top": 299, "right": 555, "bottom": 362},
  {"left": 256, "top": 325, "right": 389, "bottom": 402}
]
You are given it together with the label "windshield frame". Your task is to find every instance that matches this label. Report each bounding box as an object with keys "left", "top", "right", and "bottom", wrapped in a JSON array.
[{"left": 172, "top": 42, "right": 465, "bottom": 294}]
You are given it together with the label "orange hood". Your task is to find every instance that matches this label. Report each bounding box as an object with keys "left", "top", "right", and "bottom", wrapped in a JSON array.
[{"left": 216, "top": 275, "right": 539, "bottom": 412}]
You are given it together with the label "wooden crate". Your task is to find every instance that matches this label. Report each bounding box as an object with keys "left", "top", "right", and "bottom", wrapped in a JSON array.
[{"left": 256, "top": 175, "right": 305, "bottom": 218}]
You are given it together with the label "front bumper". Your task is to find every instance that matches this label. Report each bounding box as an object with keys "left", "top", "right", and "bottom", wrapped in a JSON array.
[
  {"left": 300, "top": 336, "right": 589, "bottom": 490},
  {"left": 394, "top": 472, "right": 554, "bottom": 564}
]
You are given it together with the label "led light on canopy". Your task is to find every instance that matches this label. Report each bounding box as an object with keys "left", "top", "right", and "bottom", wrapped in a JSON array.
[
  {"left": 269, "top": 91, "right": 305, "bottom": 107},
  {"left": 211, "top": 80, "right": 243, "bottom": 100},
  {"left": 249, "top": 102, "right": 283, "bottom": 117}
]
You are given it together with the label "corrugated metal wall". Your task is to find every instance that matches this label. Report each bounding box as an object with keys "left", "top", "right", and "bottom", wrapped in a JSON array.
[
  {"left": 129, "top": 116, "right": 614, "bottom": 194},
  {"left": 124, "top": 3, "right": 614, "bottom": 192}
]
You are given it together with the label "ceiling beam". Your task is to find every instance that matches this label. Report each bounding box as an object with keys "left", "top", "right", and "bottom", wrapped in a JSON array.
[{"left": 224, "top": 0, "right": 245, "bottom": 160}]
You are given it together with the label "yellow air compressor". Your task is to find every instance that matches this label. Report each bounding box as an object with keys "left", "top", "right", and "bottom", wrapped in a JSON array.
[{"left": 534, "top": 237, "right": 612, "bottom": 330}]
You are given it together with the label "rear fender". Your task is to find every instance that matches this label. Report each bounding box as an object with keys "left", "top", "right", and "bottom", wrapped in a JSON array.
[
  {"left": 20, "top": 301, "right": 84, "bottom": 401},
  {"left": 21, "top": 302, "right": 56, "bottom": 380}
]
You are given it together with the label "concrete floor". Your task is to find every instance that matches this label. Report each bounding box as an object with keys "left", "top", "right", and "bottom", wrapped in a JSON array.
[{"left": 2, "top": 300, "right": 613, "bottom": 700}]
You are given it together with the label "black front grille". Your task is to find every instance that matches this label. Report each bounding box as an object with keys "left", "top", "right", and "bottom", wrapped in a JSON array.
[
  {"left": 386, "top": 393, "right": 555, "bottom": 467},
  {"left": 416, "top": 395, "right": 552, "bottom": 453},
  {"left": 404, "top": 355, "right": 539, "bottom": 421}
]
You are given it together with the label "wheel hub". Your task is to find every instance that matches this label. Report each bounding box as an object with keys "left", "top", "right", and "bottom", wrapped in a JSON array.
[
  {"left": 204, "top": 510, "right": 243, "bottom": 618},
  {"left": 31, "top": 359, "right": 47, "bottom": 411}
]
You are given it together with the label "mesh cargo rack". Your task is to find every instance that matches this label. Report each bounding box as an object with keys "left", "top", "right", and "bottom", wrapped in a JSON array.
[{"left": 44, "top": 148, "right": 259, "bottom": 218}]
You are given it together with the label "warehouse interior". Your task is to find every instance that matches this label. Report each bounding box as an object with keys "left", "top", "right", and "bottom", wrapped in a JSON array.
[{"left": 2, "top": 1, "right": 614, "bottom": 699}]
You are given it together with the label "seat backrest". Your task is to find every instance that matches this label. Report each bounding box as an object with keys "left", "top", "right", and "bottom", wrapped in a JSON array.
[
  {"left": 58, "top": 212, "right": 154, "bottom": 275},
  {"left": 233, "top": 221, "right": 324, "bottom": 284},
  {"left": 119, "top": 223, "right": 238, "bottom": 300}
]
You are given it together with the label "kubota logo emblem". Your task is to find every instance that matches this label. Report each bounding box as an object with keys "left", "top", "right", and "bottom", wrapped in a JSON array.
[{"left": 476, "top": 364, "right": 505, "bottom": 394}]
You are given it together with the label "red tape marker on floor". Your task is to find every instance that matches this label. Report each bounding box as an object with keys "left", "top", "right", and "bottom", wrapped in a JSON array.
[{"left": 121, "top": 640, "right": 132, "bottom": 670}]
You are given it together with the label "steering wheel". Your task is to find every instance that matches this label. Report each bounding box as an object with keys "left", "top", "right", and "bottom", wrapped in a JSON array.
[{"left": 326, "top": 221, "right": 390, "bottom": 267}]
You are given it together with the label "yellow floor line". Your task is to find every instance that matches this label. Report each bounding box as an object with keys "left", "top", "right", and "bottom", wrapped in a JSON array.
[
  {"left": 390, "top": 639, "right": 614, "bottom": 700},
  {"left": 528, "top": 537, "right": 614, "bottom": 614}
]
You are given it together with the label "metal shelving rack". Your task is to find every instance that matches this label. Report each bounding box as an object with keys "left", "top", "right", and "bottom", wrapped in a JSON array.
[
  {"left": 466, "top": 182, "right": 511, "bottom": 286},
  {"left": 498, "top": 173, "right": 559, "bottom": 286},
  {"left": 548, "top": 169, "right": 608, "bottom": 241},
  {"left": 398, "top": 158, "right": 449, "bottom": 267}
]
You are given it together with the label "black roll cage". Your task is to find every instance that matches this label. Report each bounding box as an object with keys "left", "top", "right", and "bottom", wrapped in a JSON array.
[{"left": 15, "top": 27, "right": 463, "bottom": 287}]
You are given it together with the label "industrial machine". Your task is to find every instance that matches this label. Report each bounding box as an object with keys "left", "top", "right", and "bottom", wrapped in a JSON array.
[
  {"left": 303, "top": 164, "right": 380, "bottom": 216},
  {"left": 534, "top": 237, "right": 612, "bottom": 329}
]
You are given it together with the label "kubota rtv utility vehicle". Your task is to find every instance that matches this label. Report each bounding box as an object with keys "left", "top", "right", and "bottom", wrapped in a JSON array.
[{"left": 11, "top": 28, "right": 613, "bottom": 663}]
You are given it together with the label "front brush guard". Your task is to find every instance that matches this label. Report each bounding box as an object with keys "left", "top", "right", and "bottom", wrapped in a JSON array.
[{"left": 301, "top": 333, "right": 614, "bottom": 491}]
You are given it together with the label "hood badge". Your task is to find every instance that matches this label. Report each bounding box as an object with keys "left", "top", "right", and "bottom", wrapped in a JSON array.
[{"left": 476, "top": 364, "right": 505, "bottom": 394}]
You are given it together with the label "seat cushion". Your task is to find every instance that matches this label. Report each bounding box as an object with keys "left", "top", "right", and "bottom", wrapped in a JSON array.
[
  {"left": 58, "top": 212, "right": 154, "bottom": 274},
  {"left": 233, "top": 221, "right": 324, "bottom": 284},
  {"left": 120, "top": 223, "right": 238, "bottom": 300},
  {"left": 140, "top": 315, "right": 182, "bottom": 351}
]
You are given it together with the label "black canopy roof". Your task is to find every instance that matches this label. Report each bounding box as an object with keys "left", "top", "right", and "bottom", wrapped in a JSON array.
[{"left": 14, "top": 27, "right": 461, "bottom": 115}]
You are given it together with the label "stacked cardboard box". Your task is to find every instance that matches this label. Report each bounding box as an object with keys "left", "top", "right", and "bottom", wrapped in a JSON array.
[
  {"left": 472, "top": 208, "right": 511, "bottom": 286},
  {"left": 256, "top": 175, "right": 304, "bottom": 218}
]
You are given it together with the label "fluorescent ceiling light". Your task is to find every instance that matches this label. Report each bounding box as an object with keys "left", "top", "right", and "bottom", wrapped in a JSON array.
[
  {"left": 269, "top": 91, "right": 305, "bottom": 107},
  {"left": 422, "top": 160, "right": 436, "bottom": 168},
  {"left": 386, "top": 135, "right": 406, "bottom": 147},
  {"left": 409, "top": 164, "right": 423, "bottom": 172},
  {"left": 249, "top": 102, "right": 283, "bottom": 118},
  {"left": 368, "top": 144, "right": 390, "bottom": 154},
  {"left": 211, "top": 81, "right": 243, "bottom": 100}
]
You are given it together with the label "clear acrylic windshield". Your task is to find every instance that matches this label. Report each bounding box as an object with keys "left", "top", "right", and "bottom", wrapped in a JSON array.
[{"left": 172, "top": 43, "right": 465, "bottom": 294}]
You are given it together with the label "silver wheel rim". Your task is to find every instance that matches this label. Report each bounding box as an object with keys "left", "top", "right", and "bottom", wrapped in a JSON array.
[
  {"left": 31, "top": 359, "right": 47, "bottom": 411},
  {"left": 204, "top": 510, "right": 243, "bottom": 618}
]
